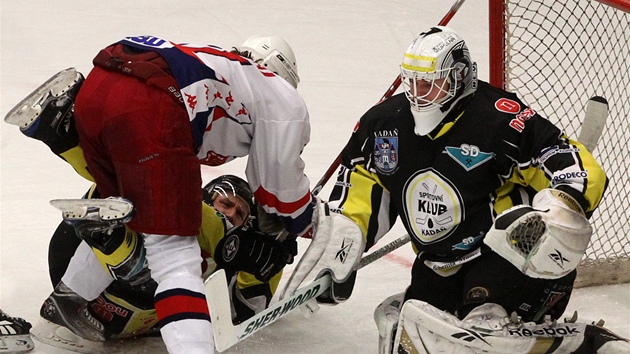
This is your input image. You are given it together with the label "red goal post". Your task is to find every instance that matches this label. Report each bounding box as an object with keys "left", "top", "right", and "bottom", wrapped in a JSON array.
[{"left": 488, "top": 0, "right": 630, "bottom": 287}]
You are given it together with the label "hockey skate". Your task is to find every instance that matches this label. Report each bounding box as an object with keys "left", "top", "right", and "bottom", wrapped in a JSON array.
[
  {"left": 0, "top": 309, "right": 34, "bottom": 353},
  {"left": 37, "top": 282, "right": 105, "bottom": 343},
  {"left": 51, "top": 197, "right": 135, "bottom": 245},
  {"left": 50, "top": 197, "right": 134, "bottom": 224},
  {"left": 4, "top": 67, "right": 84, "bottom": 142}
]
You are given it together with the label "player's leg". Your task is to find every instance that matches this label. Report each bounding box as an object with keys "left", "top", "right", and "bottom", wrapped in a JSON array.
[
  {"left": 74, "top": 66, "right": 213, "bottom": 352},
  {"left": 459, "top": 251, "right": 576, "bottom": 323},
  {"left": 39, "top": 198, "right": 137, "bottom": 342},
  {"left": 48, "top": 220, "right": 83, "bottom": 287},
  {"left": 4, "top": 68, "right": 93, "bottom": 181},
  {"left": 374, "top": 256, "right": 464, "bottom": 353}
]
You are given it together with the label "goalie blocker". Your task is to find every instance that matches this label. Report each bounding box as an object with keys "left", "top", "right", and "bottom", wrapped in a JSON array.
[{"left": 280, "top": 200, "right": 366, "bottom": 305}]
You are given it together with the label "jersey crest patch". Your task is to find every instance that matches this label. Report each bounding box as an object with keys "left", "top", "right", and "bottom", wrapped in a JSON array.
[
  {"left": 374, "top": 136, "right": 398, "bottom": 173},
  {"left": 402, "top": 168, "right": 464, "bottom": 244},
  {"left": 444, "top": 144, "right": 494, "bottom": 171}
]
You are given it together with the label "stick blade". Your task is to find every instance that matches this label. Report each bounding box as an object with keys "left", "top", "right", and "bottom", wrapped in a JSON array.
[
  {"left": 204, "top": 269, "right": 237, "bottom": 352},
  {"left": 578, "top": 96, "right": 608, "bottom": 152}
]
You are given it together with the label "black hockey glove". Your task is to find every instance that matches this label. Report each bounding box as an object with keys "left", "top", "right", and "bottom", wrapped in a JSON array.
[{"left": 215, "top": 225, "right": 290, "bottom": 283}]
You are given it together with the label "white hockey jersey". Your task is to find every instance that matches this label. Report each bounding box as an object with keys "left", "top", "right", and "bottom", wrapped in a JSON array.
[{"left": 118, "top": 36, "right": 313, "bottom": 233}]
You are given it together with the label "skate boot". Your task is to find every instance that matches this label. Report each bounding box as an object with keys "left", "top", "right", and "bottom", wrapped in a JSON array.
[
  {"left": 4, "top": 67, "right": 84, "bottom": 143},
  {"left": 39, "top": 282, "right": 105, "bottom": 342},
  {"left": 0, "top": 309, "right": 34, "bottom": 353},
  {"left": 50, "top": 197, "right": 150, "bottom": 285}
]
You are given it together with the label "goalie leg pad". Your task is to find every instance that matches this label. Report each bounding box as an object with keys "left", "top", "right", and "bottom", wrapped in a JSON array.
[
  {"left": 394, "top": 300, "right": 630, "bottom": 354},
  {"left": 484, "top": 190, "right": 592, "bottom": 279},
  {"left": 394, "top": 300, "right": 535, "bottom": 353},
  {"left": 280, "top": 204, "right": 365, "bottom": 300},
  {"left": 374, "top": 292, "right": 405, "bottom": 354}
]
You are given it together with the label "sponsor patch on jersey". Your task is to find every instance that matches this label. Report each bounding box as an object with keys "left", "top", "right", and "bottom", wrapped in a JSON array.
[
  {"left": 451, "top": 232, "right": 484, "bottom": 251},
  {"left": 551, "top": 170, "right": 588, "bottom": 185},
  {"left": 402, "top": 168, "right": 464, "bottom": 244},
  {"left": 495, "top": 98, "right": 521, "bottom": 113},
  {"left": 537, "top": 146, "right": 581, "bottom": 164},
  {"left": 374, "top": 136, "right": 399, "bottom": 173},
  {"left": 444, "top": 144, "right": 494, "bottom": 171},
  {"left": 509, "top": 107, "right": 536, "bottom": 132}
]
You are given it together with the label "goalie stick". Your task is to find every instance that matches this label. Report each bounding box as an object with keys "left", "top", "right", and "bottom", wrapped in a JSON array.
[
  {"left": 577, "top": 96, "right": 608, "bottom": 152},
  {"left": 204, "top": 233, "right": 412, "bottom": 352}
]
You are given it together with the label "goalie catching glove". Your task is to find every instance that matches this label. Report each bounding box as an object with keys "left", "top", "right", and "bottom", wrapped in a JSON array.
[
  {"left": 484, "top": 188, "right": 592, "bottom": 279},
  {"left": 215, "top": 225, "right": 290, "bottom": 283}
]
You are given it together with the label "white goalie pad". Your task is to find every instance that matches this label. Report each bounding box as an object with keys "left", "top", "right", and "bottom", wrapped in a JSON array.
[
  {"left": 280, "top": 203, "right": 365, "bottom": 299},
  {"left": 393, "top": 300, "right": 606, "bottom": 354},
  {"left": 484, "top": 189, "right": 592, "bottom": 279}
]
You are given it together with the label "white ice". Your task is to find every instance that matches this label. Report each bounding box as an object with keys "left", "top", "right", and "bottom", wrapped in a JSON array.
[{"left": 1, "top": 1, "right": 628, "bottom": 353}]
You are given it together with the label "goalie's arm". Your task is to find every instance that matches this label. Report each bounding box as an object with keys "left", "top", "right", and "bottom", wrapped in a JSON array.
[{"left": 502, "top": 114, "right": 608, "bottom": 219}]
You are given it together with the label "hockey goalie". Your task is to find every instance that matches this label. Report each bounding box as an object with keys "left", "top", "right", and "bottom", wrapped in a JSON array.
[{"left": 305, "top": 26, "right": 630, "bottom": 354}]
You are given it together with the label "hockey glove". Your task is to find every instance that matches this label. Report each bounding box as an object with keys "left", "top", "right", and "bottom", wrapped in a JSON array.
[
  {"left": 215, "top": 225, "right": 290, "bottom": 283},
  {"left": 484, "top": 188, "right": 592, "bottom": 279}
]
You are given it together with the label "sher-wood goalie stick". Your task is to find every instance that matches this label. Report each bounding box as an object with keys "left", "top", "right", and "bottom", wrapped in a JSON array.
[{"left": 204, "top": 233, "right": 411, "bottom": 352}]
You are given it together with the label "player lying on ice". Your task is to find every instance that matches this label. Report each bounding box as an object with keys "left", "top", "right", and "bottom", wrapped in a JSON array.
[
  {"left": 281, "top": 26, "right": 630, "bottom": 353},
  {"left": 30, "top": 174, "right": 289, "bottom": 351},
  {"left": 4, "top": 34, "right": 315, "bottom": 353}
]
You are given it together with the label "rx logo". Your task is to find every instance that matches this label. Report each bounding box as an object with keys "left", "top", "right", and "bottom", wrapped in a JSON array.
[
  {"left": 549, "top": 249, "right": 569, "bottom": 268},
  {"left": 335, "top": 238, "right": 354, "bottom": 263}
]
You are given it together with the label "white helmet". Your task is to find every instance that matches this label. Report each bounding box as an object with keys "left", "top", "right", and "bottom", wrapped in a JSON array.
[
  {"left": 400, "top": 26, "right": 477, "bottom": 136},
  {"left": 238, "top": 35, "right": 300, "bottom": 89}
]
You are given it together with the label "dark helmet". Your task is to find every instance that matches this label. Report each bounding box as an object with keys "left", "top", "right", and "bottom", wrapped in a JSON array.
[{"left": 203, "top": 174, "right": 256, "bottom": 213}]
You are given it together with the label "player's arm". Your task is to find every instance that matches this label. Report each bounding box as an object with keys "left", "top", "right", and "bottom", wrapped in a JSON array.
[
  {"left": 246, "top": 85, "right": 314, "bottom": 238},
  {"left": 503, "top": 110, "right": 608, "bottom": 218},
  {"left": 486, "top": 108, "right": 608, "bottom": 279}
]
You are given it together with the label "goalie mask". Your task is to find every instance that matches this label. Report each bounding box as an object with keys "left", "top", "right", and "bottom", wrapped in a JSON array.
[
  {"left": 203, "top": 175, "right": 256, "bottom": 227},
  {"left": 238, "top": 35, "right": 300, "bottom": 89},
  {"left": 401, "top": 26, "right": 477, "bottom": 136}
]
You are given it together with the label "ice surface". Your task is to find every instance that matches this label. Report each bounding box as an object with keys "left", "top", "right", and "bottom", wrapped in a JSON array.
[{"left": 1, "top": 1, "right": 628, "bottom": 353}]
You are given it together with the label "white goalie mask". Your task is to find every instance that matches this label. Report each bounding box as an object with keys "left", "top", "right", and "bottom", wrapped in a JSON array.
[
  {"left": 238, "top": 35, "right": 300, "bottom": 89},
  {"left": 401, "top": 26, "right": 477, "bottom": 136}
]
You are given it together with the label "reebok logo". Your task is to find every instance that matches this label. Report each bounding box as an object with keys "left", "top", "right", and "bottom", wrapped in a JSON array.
[
  {"left": 509, "top": 325, "right": 581, "bottom": 337},
  {"left": 335, "top": 238, "right": 354, "bottom": 263},
  {"left": 549, "top": 249, "right": 569, "bottom": 268},
  {"left": 451, "top": 330, "right": 491, "bottom": 345}
]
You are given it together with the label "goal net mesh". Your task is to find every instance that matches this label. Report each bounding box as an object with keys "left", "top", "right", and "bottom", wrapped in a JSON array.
[{"left": 490, "top": 0, "right": 630, "bottom": 286}]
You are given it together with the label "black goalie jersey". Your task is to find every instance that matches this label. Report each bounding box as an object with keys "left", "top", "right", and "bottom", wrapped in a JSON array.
[{"left": 329, "top": 81, "right": 608, "bottom": 264}]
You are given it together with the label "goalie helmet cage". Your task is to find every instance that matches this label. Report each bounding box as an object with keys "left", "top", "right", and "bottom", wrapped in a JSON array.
[{"left": 488, "top": 0, "right": 630, "bottom": 287}]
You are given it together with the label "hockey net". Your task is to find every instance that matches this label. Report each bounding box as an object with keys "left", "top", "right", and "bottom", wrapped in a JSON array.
[{"left": 488, "top": 0, "right": 630, "bottom": 287}]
